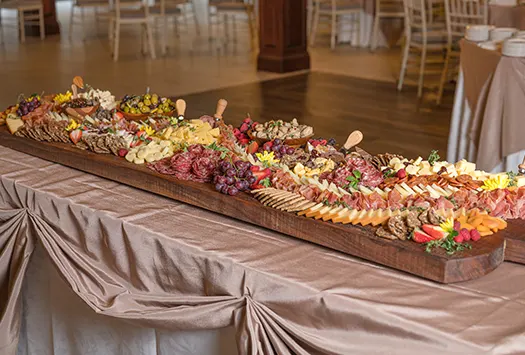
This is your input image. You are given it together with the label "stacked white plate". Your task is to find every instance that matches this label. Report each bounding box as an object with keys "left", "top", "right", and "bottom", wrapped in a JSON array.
[
  {"left": 502, "top": 38, "right": 525, "bottom": 56},
  {"left": 490, "top": 0, "right": 517, "bottom": 5},
  {"left": 514, "top": 30, "right": 525, "bottom": 38},
  {"left": 465, "top": 25, "right": 493, "bottom": 42},
  {"left": 478, "top": 41, "right": 499, "bottom": 51},
  {"left": 490, "top": 27, "right": 518, "bottom": 41}
]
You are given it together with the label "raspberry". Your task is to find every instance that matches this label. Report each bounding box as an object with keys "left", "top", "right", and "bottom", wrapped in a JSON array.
[
  {"left": 454, "top": 234, "right": 464, "bottom": 243},
  {"left": 460, "top": 228, "right": 471, "bottom": 241},
  {"left": 470, "top": 229, "right": 481, "bottom": 242}
]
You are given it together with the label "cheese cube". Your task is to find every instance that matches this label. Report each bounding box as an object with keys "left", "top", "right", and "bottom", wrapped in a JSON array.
[
  {"left": 413, "top": 157, "right": 423, "bottom": 166},
  {"left": 405, "top": 164, "right": 420, "bottom": 175},
  {"left": 394, "top": 163, "right": 405, "bottom": 171},
  {"left": 516, "top": 176, "right": 525, "bottom": 188},
  {"left": 390, "top": 157, "right": 401, "bottom": 166}
]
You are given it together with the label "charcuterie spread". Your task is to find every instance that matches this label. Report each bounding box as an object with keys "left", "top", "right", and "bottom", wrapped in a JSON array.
[{"left": 1, "top": 77, "right": 524, "bottom": 282}]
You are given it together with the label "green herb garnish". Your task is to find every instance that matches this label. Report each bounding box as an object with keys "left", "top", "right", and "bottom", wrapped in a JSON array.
[
  {"left": 428, "top": 150, "right": 440, "bottom": 166},
  {"left": 507, "top": 171, "right": 517, "bottom": 187},
  {"left": 425, "top": 231, "right": 471, "bottom": 255},
  {"left": 206, "top": 142, "right": 230, "bottom": 159},
  {"left": 260, "top": 177, "right": 271, "bottom": 188},
  {"left": 344, "top": 169, "right": 362, "bottom": 190}
]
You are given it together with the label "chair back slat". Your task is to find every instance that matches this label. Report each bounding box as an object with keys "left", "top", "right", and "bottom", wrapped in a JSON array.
[{"left": 445, "top": 0, "right": 487, "bottom": 38}]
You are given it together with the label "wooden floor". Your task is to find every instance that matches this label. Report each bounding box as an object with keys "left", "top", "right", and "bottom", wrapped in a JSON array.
[{"left": 183, "top": 72, "right": 454, "bottom": 159}]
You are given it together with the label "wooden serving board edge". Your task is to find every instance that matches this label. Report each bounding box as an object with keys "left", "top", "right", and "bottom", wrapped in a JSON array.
[{"left": 0, "top": 127, "right": 506, "bottom": 283}]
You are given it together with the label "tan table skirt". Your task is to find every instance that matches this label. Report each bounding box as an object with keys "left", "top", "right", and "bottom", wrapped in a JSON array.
[
  {"left": 2, "top": 146, "right": 525, "bottom": 354},
  {"left": 490, "top": 4, "right": 525, "bottom": 29}
]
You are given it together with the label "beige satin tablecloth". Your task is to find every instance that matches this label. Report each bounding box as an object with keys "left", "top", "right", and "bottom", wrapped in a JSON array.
[
  {"left": 490, "top": 4, "right": 525, "bottom": 29},
  {"left": 2, "top": 146, "right": 525, "bottom": 354}
]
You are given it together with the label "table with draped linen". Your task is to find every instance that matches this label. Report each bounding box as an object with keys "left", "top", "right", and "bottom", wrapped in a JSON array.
[
  {"left": 2, "top": 145, "right": 525, "bottom": 355},
  {"left": 448, "top": 39, "right": 525, "bottom": 173}
]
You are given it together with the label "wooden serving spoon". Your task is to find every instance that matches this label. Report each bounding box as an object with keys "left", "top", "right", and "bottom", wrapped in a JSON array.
[
  {"left": 518, "top": 156, "right": 525, "bottom": 175},
  {"left": 71, "top": 76, "right": 84, "bottom": 99},
  {"left": 343, "top": 130, "right": 363, "bottom": 151},
  {"left": 175, "top": 99, "right": 186, "bottom": 121},
  {"left": 214, "top": 99, "right": 228, "bottom": 122}
]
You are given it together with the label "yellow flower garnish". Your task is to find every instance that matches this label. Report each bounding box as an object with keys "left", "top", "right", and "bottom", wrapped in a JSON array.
[
  {"left": 54, "top": 91, "right": 72, "bottom": 105},
  {"left": 255, "top": 151, "right": 279, "bottom": 167},
  {"left": 481, "top": 175, "right": 509, "bottom": 191},
  {"left": 66, "top": 119, "right": 79, "bottom": 131},
  {"left": 440, "top": 218, "right": 455, "bottom": 233},
  {"left": 140, "top": 124, "right": 155, "bottom": 136}
]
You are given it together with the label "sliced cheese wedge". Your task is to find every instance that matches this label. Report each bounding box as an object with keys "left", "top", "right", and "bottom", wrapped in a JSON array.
[
  {"left": 341, "top": 209, "right": 360, "bottom": 224},
  {"left": 298, "top": 203, "right": 323, "bottom": 217},
  {"left": 359, "top": 210, "right": 376, "bottom": 226},
  {"left": 400, "top": 182, "right": 416, "bottom": 196},
  {"left": 314, "top": 205, "right": 333, "bottom": 220},
  {"left": 321, "top": 206, "right": 344, "bottom": 221},
  {"left": 332, "top": 208, "right": 350, "bottom": 223},
  {"left": 351, "top": 210, "right": 368, "bottom": 225}
]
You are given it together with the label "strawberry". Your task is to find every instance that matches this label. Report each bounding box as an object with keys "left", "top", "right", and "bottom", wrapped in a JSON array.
[
  {"left": 239, "top": 138, "right": 250, "bottom": 145},
  {"left": 130, "top": 139, "right": 143, "bottom": 148},
  {"left": 397, "top": 169, "right": 407, "bottom": 179},
  {"left": 233, "top": 128, "right": 241, "bottom": 136},
  {"left": 422, "top": 224, "right": 447, "bottom": 240},
  {"left": 240, "top": 122, "right": 249, "bottom": 132},
  {"left": 413, "top": 228, "right": 434, "bottom": 243},
  {"left": 470, "top": 229, "right": 481, "bottom": 242},
  {"left": 246, "top": 141, "right": 259, "bottom": 154},
  {"left": 250, "top": 166, "right": 271, "bottom": 186},
  {"left": 262, "top": 141, "right": 273, "bottom": 151},
  {"left": 243, "top": 117, "right": 252, "bottom": 124},
  {"left": 118, "top": 149, "right": 128, "bottom": 157},
  {"left": 136, "top": 130, "right": 147, "bottom": 140},
  {"left": 251, "top": 122, "right": 258, "bottom": 129},
  {"left": 69, "top": 129, "right": 82, "bottom": 144}
]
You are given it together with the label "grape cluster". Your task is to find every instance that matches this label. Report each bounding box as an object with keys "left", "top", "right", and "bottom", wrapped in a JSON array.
[
  {"left": 260, "top": 138, "right": 295, "bottom": 158},
  {"left": 213, "top": 160, "right": 256, "bottom": 196},
  {"left": 17, "top": 96, "right": 40, "bottom": 117}
]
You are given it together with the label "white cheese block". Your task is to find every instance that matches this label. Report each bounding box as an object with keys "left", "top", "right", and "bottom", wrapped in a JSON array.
[
  {"left": 516, "top": 176, "right": 525, "bottom": 188},
  {"left": 425, "top": 185, "right": 441, "bottom": 199},
  {"left": 400, "top": 182, "right": 416, "bottom": 195},
  {"left": 394, "top": 184, "right": 410, "bottom": 198}
]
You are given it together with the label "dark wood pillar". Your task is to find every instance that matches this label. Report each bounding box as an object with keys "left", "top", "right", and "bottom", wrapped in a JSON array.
[
  {"left": 257, "top": 0, "right": 310, "bottom": 73},
  {"left": 26, "top": 0, "right": 60, "bottom": 36}
]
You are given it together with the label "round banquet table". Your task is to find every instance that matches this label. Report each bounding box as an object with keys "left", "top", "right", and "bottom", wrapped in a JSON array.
[
  {"left": 490, "top": 4, "right": 525, "bottom": 29},
  {"left": 1, "top": 146, "right": 525, "bottom": 354}
]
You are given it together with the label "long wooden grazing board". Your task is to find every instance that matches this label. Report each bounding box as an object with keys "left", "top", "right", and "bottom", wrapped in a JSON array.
[{"left": 0, "top": 126, "right": 508, "bottom": 283}]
